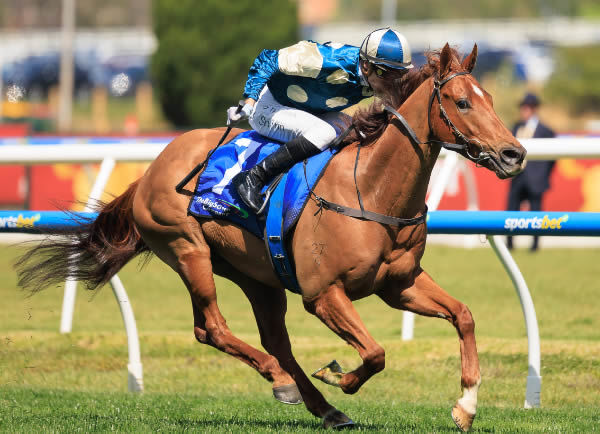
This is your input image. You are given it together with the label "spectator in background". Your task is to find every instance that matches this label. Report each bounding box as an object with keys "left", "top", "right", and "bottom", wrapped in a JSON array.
[{"left": 507, "top": 93, "right": 556, "bottom": 252}]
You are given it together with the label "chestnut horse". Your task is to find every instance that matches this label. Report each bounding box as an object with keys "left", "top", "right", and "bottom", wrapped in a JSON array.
[{"left": 17, "top": 44, "right": 526, "bottom": 430}]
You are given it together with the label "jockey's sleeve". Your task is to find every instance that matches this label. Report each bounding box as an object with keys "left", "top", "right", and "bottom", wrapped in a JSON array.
[{"left": 243, "top": 49, "right": 279, "bottom": 100}]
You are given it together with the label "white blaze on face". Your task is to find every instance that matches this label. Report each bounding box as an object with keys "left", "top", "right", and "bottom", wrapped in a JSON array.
[
  {"left": 457, "top": 377, "right": 481, "bottom": 415},
  {"left": 471, "top": 84, "right": 484, "bottom": 99}
]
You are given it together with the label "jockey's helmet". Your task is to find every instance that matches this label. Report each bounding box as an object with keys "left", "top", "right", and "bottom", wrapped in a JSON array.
[{"left": 360, "top": 27, "right": 413, "bottom": 70}]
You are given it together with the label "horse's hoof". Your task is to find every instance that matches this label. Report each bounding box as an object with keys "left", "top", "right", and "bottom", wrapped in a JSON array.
[
  {"left": 322, "top": 408, "right": 355, "bottom": 429},
  {"left": 312, "top": 360, "right": 344, "bottom": 387},
  {"left": 452, "top": 403, "right": 476, "bottom": 432},
  {"left": 273, "top": 383, "right": 303, "bottom": 405}
]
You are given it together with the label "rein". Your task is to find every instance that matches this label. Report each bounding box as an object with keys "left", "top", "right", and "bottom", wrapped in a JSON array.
[{"left": 307, "top": 71, "right": 484, "bottom": 228}]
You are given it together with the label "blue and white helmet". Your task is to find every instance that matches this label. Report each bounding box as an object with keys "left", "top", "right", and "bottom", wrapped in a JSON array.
[{"left": 360, "top": 27, "right": 413, "bottom": 70}]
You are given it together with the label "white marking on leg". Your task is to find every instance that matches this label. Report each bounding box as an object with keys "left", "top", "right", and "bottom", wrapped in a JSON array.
[
  {"left": 457, "top": 378, "right": 481, "bottom": 415},
  {"left": 471, "top": 84, "right": 484, "bottom": 98}
]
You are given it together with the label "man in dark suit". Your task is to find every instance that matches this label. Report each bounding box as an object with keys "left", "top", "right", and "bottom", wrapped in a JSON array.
[{"left": 506, "top": 93, "right": 556, "bottom": 251}]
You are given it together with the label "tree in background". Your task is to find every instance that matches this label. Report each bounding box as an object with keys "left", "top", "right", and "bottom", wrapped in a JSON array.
[
  {"left": 151, "top": 0, "right": 298, "bottom": 128},
  {"left": 545, "top": 45, "right": 600, "bottom": 115}
]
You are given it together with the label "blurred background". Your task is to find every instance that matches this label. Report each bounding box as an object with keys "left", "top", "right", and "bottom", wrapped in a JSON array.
[{"left": 0, "top": 0, "right": 599, "bottom": 213}]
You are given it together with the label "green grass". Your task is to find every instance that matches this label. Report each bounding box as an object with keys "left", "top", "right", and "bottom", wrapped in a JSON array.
[{"left": 1, "top": 245, "right": 599, "bottom": 432}]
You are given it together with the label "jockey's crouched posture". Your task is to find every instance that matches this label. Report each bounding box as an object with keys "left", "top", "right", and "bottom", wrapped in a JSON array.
[{"left": 228, "top": 27, "right": 414, "bottom": 213}]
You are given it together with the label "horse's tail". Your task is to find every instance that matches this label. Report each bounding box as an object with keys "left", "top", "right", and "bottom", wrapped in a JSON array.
[{"left": 16, "top": 179, "right": 150, "bottom": 295}]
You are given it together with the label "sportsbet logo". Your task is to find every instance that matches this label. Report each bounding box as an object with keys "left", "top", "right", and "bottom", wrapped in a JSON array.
[
  {"left": 504, "top": 214, "right": 569, "bottom": 232},
  {"left": 0, "top": 213, "right": 41, "bottom": 229}
]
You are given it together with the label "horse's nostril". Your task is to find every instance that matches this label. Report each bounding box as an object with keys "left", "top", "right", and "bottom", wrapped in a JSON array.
[{"left": 501, "top": 148, "right": 523, "bottom": 164}]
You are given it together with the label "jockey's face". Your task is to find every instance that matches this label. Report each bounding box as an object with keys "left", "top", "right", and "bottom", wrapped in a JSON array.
[{"left": 360, "top": 60, "right": 407, "bottom": 96}]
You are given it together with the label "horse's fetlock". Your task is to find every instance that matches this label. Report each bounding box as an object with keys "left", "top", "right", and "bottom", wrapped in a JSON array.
[
  {"left": 462, "top": 375, "right": 482, "bottom": 391},
  {"left": 366, "top": 346, "right": 385, "bottom": 373},
  {"left": 259, "top": 355, "right": 283, "bottom": 380},
  {"left": 194, "top": 326, "right": 208, "bottom": 344}
]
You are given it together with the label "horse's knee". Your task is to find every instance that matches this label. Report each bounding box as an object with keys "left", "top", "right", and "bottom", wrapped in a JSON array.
[
  {"left": 454, "top": 303, "right": 475, "bottom": 336},
  {"left": 365, "top": 345, "right": 385, "bottom": 374}
]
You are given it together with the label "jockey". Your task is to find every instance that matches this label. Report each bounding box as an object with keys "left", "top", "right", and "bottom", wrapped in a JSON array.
[{"left": 228, "top": 27, "right": 413, "bottom": 213}]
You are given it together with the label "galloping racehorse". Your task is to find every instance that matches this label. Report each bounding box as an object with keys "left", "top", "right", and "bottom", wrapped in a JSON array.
[{"left": 17, "top": 44, "right": 526, "bottom": 430}]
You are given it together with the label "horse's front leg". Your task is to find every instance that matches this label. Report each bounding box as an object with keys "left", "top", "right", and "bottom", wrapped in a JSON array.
[
  {"left": 304, "top": 285, "right": 385, "bottom": 394},
  {"left": 378, "top": 268, "right": 481, "bottom": 432}
]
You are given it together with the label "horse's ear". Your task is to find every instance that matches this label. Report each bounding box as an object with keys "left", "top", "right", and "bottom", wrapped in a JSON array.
[
  {"left": 439, "top": 43, "right": 452, "bottom": 77},
  {"left": 461, "top": 43, "right": 478, "bottom": 73}
]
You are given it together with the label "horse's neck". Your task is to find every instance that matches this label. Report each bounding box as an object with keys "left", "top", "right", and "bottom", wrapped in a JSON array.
[{"left": 358, "top": 79, "right": 441, "bottom": 218}]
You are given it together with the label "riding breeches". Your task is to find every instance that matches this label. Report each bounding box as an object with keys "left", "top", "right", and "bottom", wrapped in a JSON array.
[{"left": 249, "top": 86, "right": 351, "bottom": 150}]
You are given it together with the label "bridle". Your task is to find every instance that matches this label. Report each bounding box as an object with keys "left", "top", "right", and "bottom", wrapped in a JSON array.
[
  {"left": 383, "top": 71, "right": 491, "bottom": 166},
  {"left": 307, "top": 71, "right": 494, "bottom": 228}
]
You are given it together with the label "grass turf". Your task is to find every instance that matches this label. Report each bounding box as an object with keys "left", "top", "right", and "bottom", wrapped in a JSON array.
[{"left": 1, "top": 244, "right": 599, "bottom": 431}]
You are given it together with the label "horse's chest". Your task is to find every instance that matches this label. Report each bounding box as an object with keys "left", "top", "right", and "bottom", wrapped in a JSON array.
[{"left": 342, "top": 247, "right": 423, "bottom": 298}]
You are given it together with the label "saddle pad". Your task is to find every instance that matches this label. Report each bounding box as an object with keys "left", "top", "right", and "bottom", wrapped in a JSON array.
[{"left": 189, "top": 130, "right": 338, "bottom": 239}]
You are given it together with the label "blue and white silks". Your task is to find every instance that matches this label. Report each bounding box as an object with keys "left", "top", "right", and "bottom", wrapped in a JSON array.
[
  {"left": 188, "top": 131, "right": 339, "bottom": 293},
  {"left": 243, "top": 41, "right": 373, "bottom": 114}
]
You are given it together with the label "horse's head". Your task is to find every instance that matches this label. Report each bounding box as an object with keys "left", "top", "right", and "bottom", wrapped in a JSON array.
[{"left": 429, "top": 43, "right": 526, "bottom": 178}]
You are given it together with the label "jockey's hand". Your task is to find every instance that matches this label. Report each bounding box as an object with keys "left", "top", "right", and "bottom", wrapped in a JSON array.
[{"left": 227, "top": 101, "right": 254, "bottom": 126}]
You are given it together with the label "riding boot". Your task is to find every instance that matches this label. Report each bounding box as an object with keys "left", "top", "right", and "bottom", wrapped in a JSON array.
[{"left": 232, "top": 135, "right": 321, "bottom": 213}]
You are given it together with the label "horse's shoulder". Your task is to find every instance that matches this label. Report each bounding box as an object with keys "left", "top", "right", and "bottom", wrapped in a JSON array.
[{"left": 320, "top": 140, "right": 361, "bottom": 175}]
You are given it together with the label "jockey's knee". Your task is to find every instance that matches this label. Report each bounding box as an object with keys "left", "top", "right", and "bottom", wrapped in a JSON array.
[{"left": 304, "top": 124, "right": 337, "bottom": 150}]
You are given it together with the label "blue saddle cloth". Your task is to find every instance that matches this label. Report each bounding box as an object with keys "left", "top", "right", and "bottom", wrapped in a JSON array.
[{"left": 188, "top": 130, "right": 338, "bottom": 292}]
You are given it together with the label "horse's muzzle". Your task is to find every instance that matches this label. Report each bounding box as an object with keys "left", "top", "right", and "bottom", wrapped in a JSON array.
[{"left": 490, "top": 145, "right": 527, "bottom": 178}]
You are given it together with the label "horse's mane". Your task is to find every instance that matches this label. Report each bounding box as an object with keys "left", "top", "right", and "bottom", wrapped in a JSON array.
[{"left": 342, "top": 47, "right": 463, "bottom": 146}]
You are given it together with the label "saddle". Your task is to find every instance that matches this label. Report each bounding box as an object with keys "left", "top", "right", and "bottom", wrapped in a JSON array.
[{"left": 188, "top": 130, "right": 340, "bottom": 293}]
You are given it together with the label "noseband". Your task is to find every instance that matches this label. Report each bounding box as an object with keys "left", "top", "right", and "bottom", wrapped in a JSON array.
[{"left": 384, "top": 71, "right": 491, "bottom": 166}]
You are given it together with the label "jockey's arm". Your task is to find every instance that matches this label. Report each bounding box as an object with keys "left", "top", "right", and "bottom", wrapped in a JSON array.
[{"left": 242, "top": 48, "right": 280, "bottom": 101}]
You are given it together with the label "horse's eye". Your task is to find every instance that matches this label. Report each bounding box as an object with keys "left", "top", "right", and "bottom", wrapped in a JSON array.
[{"left": 456, "top": 99, "right": 471, "bottom": 111}]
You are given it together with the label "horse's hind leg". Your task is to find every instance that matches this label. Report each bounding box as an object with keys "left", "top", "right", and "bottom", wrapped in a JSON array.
[
  {"left": 304, "top": 285, "right": 386, "bottom": 395},
  {"left": 237, "top": 276, "right": 329, "bottom": 410},
  {"left": 378, "top": 268, "right": 481, "bottom": 432},
  {"left": 177, "top": 245, "right": 290, "bottom": 387},
  {"left": 236, "top": 275, "right": 353, "bottom": 427}
]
